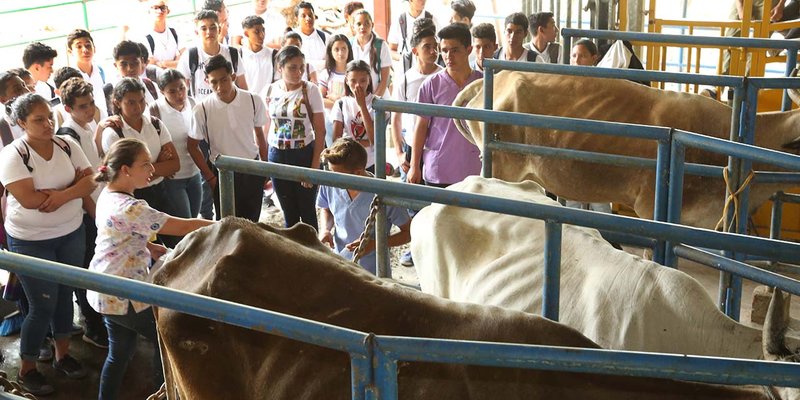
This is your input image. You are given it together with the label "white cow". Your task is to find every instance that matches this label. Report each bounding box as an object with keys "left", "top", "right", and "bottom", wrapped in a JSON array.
[{"left": 412, "top": 176, "right": 800, "bottom": 358}]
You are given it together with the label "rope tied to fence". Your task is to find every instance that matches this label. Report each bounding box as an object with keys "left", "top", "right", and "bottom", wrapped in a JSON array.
[
  {"left": 714, "top": 167, "right": 756, "bottom": 232},
  {"left": 352, "top": 195, "right": 382, "bottom": 263}
]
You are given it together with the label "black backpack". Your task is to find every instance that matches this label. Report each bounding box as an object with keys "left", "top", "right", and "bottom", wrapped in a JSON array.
[
  {"left": 188, "top": 46, "right": 240, "bottom": 97},
  {"left": 399, "top": 11, "right": 432, "bottom": 54},
  {"left": 109, "top": 116, "right": 163, "bottom": 139},
  {"left": 492, "top": 46, "right": 538, "bottom": 62}
]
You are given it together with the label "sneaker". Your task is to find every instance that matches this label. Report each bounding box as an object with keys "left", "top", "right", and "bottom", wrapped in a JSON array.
[
  {"left": 52, "top": 355, "right": 87, "bottom": 379},
  {"left": 400, "top": 251, "right": 414, "bottom": 267},
  {"left": 82, "top": 331, "right": 109, "bottom": 349},
  {"left": 37, "top": 344, "right": 53, "bottom": 362},
  {"left": 17, "top": 369, "right": 54, "bottom": 396},
  {"left": 70, "top": 324, "right": 84, "bottom": 336}
]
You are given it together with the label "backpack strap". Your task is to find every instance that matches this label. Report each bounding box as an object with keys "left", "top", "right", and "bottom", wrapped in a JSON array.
[
  {"left": 143, "top": 77, "right": 159, "bottom": 100},
  {"left": 148, "top": 103, "right": 161, "bottom": 121},
  {"left": 98, "top": 65, "right": 106, "bottom": 84},
  {"left": 301, "top": 81, "right": 314, "bottom": 116},
  {"left": 201, "top": 103, "right": 210, "bottom": 147},
  {"left": 0, "top": 118, "right": 14, "bottom": 147},
  {"left": 270, "top": 49, "right": 279, "bottom": 83},
  {"left": 56, "top": 126, "right": 81, "bottom": 145},
  {"left": 13, "top": 140, "right": 32, "bottom": 173},
  {"left": 526, "top": 50, "right": 538, "bottom": 62},
  {"left": 169, "top": 27, "right": 178, "bottom": 46},
  {"left": 146, "top": 34, "right": 156, "bottom": 55},
  {"left": 112, "top": 123, "right": 124, "bottom": 139},
  {"left": 189, "top": 47, "right": 199, "bottom": 96},
  {"left": 374, "top": 37, "right": 384, "bottom": 80},
  {"left": 52, "top": 136, "right": 72, "bottom": 157},
  {"left": 150, "top": 116, "right": 162, "bottom": 136},
  {"left": 316, "top": 29, "right": 327, "bottom": 44},
  {"left": 546, "top": 43, "right": 560, "bottom": 64},
  {"left": 103, "top": 82, "right": 114, "bottom": 115},
  {"left": 229, "top": 47, "right": 240, "bottom": 75},
  {"left": 399, "top": 13, "right": 408, "bottom": 53}
]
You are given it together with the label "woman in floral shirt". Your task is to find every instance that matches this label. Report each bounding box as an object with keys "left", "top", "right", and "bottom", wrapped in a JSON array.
[{"left": 88, "top": 138, "right": 213, "bottom": 400}]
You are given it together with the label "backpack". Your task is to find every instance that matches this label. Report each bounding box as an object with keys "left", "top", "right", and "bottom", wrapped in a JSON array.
[
  {"left": 399, "top": 11, "right": 432, "bottom": 54},
  {"left": 145, "top": 27, "right": 179, "bottom": 56},
  {"left": 14, "top": 137, "right": 72, "bottom": 173},
  {"left": 315, "top": 29, "right": 327, "bottom": 44},
  {"left": 189, "top": 46, "right": 240, "bottom": 97},
  {"left": 108, "top": 116, "right": 163, "bottom": 139},
  {"left": 56, "top": 126, "right": 82, "bottom": 145}
]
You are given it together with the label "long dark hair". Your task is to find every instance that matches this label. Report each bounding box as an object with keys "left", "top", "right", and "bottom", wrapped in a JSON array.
[
  {"left": 324, "top": 34, "right": 353, "bottom": 76},
  {"left": 352, "top": 9, "right": 381, "bottom": 74}
]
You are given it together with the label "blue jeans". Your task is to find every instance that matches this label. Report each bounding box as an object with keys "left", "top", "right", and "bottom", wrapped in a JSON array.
[
  {"left": 100, "top": 305, "right": 163, "bottom": 400},
  {"left": 268, "top": 145, "right": 319, "bottom": 230},
  {"left": 7, "top": 225, "right": 85, "bottom": 361},
  {"left": 163, "top": 174, "right": 202, "bottom": 219}
]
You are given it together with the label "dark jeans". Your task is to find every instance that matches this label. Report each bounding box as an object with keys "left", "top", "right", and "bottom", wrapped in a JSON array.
[
  {"left": 134, "top": 180, "right": 179, "bottom": 248},
  {"left": 268, "top": 145, "right": 319, "bottom": 231},
  {"left": 211, "top": 162, "right": 266, "bottom": 222},
  {"left": 7, "top": 225, "right": 84, "bottom": 361},
  {"left": 163, "top": 174, "right": 202, "bottom": 219},
  {"left": 78, "top": 214, "right": 105, "bottom": 337},
  {"left": 100, "top": 305, "right": 162, "bottom": 400}
]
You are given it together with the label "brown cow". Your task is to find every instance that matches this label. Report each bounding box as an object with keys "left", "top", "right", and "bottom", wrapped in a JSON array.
[
  {"left": 453, "top": 71, "right": 800, "bottom": 229},
  {"left": 150, "top": 218, "right": 798, "bottom": 399}
]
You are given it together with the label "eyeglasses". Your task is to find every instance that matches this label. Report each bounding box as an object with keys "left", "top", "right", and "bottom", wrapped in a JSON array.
[{"left": 151, "top": 5, "right": 168, "bottom": 12}]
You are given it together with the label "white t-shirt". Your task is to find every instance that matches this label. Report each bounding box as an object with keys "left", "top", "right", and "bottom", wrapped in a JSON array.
[
  {"left": 241, "top": 46, "right": 278, "bottom": 98},
  {"left": 153, "top": 98, "right": 199, "bottom": 180},
  {"left": 393, "top": 65, "right": 443, "bottom": 143},
  {"left": 190, "top": 88, "right": 267, "bottom": 160},
  {"left": 319, "top": 68, "right": 346, "bottom": 109},
  {"left": 177, "top": 46, "right": 246, "bottom": 101},
  {"left": 143, "top": 26, "right": 180, "bottom": 63},
  {"left": 35, "top": 80, "right": 56, "bottom": 101},
  {"left": 387, "top": 11, "right": 440, "bottom": 54},
  {"left": 296, "top": 28, "right": 328, "bottom": 73},
  {"left": 59, "top": 119, "right": 103, "bottom": 202},
  {"left": 498, "top": 48, "right": 532, "bottom": 62},
  {"left": 265, "top": 81, "right": 324, "bottom": 149},
  {"left": 0, "top": 137, "right": 91, "bottom": 240},
  {"left": 351, "top": 35, "right": 393, "bottom": 90},
  {"left": 102, "top": 116, "right": 173, "bottom": 186},
  {"left": 79, "top": 63, "right": 108, "bottom": 115},
  {"left": 332, "top": 94, "right": 377, "bottom": 168}
]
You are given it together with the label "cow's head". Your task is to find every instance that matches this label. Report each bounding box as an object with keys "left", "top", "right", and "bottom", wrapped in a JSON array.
[
  {"left": 762, "top": 288, "right": 800, "bottom": 400},
  {"left": 453, "top": 79, "right": 486, "bottom": 149}
]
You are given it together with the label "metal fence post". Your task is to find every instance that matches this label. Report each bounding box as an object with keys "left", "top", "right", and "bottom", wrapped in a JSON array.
[
  {"left": 664, "top": 140, "right": 686, "bottom": 268},
  {"left": 782, "top": 48, "right": 798, "bottom": 111},
  {"left": 374, "top": 107, "right": 390, "bottom": 278},
  {"left": 543, "top": 221, "right": 563, "bottom": 321},
  {"left": 652, "top": 129, "right": 672, "bottom": 265},
  {"left": 219, "top": 168, "right": 235, "bottom": 218},
  {"left": 373, "top": 345, "right": 398, "bottom": 400},
  {"left": 482, "top": 64, "right": 495, "bottom": 178}
]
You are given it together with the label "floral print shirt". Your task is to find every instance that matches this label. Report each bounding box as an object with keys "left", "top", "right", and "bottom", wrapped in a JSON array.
[{"left": 87, "top": 189, "right": 168, "bottom": 315}]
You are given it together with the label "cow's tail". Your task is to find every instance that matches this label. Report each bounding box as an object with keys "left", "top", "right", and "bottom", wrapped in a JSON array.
[{"left": 453, "top": 79, "right": 485, "bottom": 145}]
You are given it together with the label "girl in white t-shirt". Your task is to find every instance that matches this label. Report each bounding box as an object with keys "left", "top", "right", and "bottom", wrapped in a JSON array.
[
  {"left": 0, "top": 93, "right": 97, "bottom": 395},
  {"left": 150, "top": 69, "right": 200, "bottom": 222},
  {"left": 265, "top": 45, "right": 325, "bottom": 231},
  {"left": 331, "top": 60, "right": 378, "bottom": 172},
  {"left": 100, "top": 77, "right": 180, "bottom": 246},
  {"left": 319, "top": 34, "right": 353, "bottom": 146},
  {"left": 89, "top": 138, "right": 213, "bottom": 400}
]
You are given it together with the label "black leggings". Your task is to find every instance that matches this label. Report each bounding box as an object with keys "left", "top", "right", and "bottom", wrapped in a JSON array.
[{"left": 268, "top": 145, "right": 319, "bottom": 231}]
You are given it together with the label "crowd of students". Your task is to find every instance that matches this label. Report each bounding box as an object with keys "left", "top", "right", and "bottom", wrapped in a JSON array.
[{"left": 0, "top": 0, "right": 599, "bottom": 397}]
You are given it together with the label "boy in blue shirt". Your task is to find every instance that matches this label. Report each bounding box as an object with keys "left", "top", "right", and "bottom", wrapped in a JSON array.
[{"left": 317, "top": 138, "right": 411, "bottom": 275}]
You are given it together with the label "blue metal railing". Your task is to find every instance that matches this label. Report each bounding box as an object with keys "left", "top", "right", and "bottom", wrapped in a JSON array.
[
  {"left": 1, "top": 247, "right": 800, "bottom": 399},
  {"left": 210, "top": 156, "right": 800, "bottom": 398}
]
